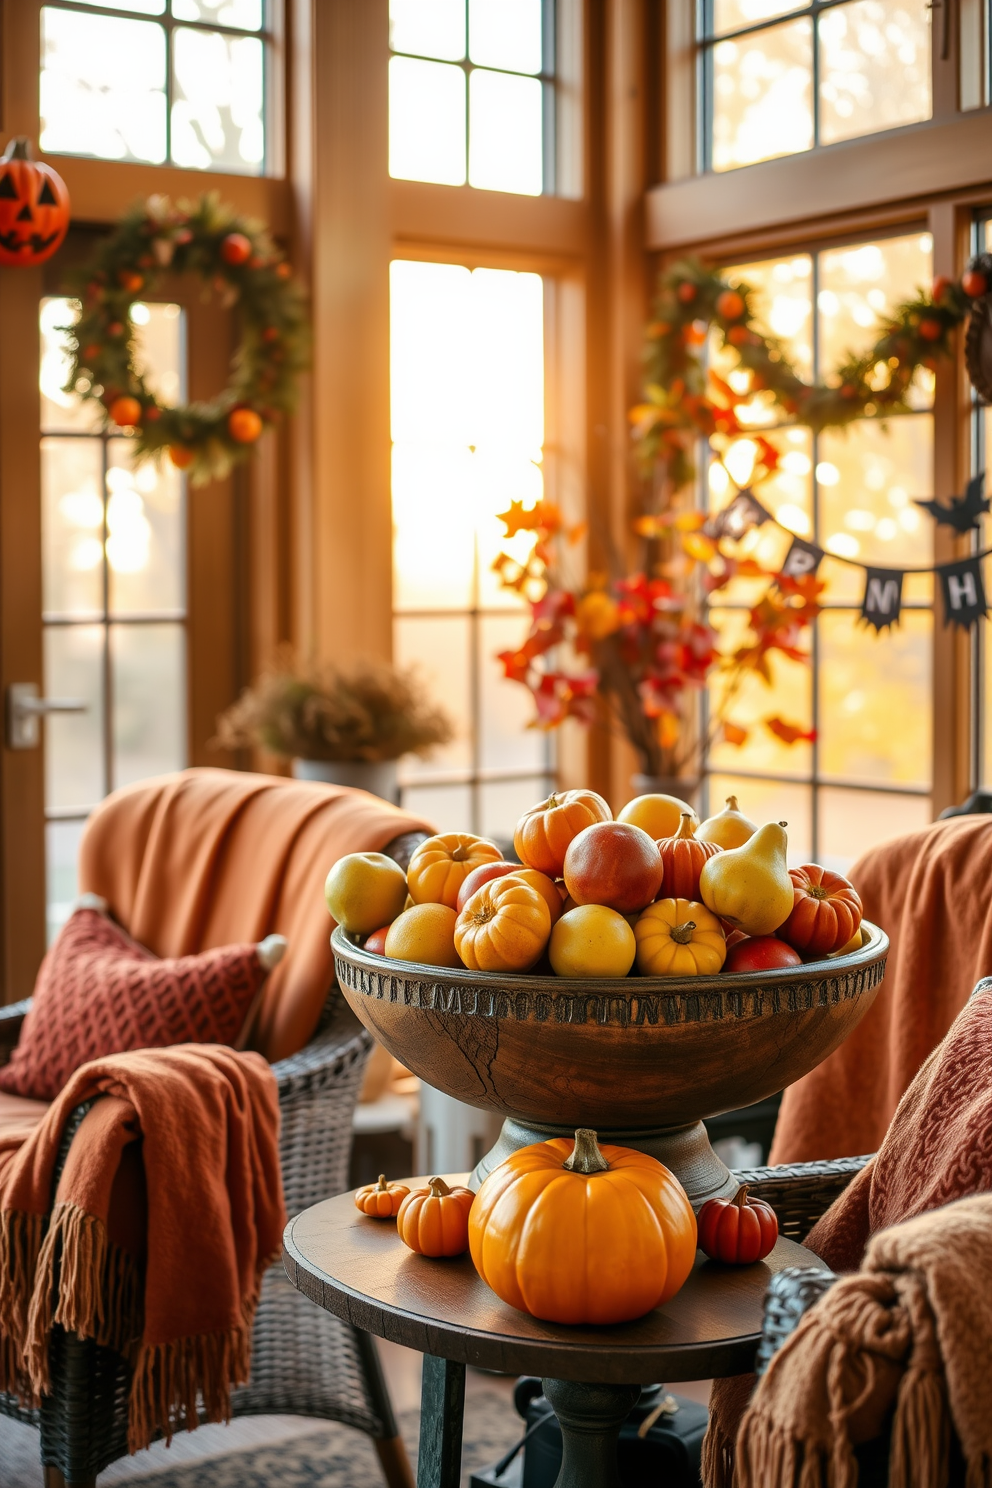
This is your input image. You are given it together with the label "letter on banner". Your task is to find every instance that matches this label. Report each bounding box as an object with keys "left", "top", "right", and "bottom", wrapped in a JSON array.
[
  {"left": 938, "top": 556, "right": 988, "bottom": 628},
  {"left": 779, "top": 537, "right": 825, "bottom": 582},
  {"left": 860, "top": 568, "right": 904, "bottom": 632}
]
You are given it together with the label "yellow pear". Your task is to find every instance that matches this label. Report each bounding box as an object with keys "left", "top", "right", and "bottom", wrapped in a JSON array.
[
  {"left": 696, "top": 795, "right": 757, "bottom": 850},
  {"left": 698, "top": 821, "right": 794, "bottom": 936}
]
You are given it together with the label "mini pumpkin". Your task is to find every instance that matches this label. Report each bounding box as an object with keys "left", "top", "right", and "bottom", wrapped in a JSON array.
[
  {"left": 397, "top": 1176, "right": 474, "bottom": 1257},
  {"left": 354, "top": 1174, "right": 410, "bottom": 1219},
  {"left": 697, "top": 1184, "right": 778, "bottom": 1265},
  {"left": 777, "top": 864, "right": 863, "bottom": 958},
  {"left": 513, "top": 790, "right": 612, "bottom": 877},
  {"left": 454, "top": 875, "right": 552, "bottom": 973},
  {"left": 0, "top": 138, "right": 70, "bottom": 267},
  {"left": 657, "top": 812, "right": 722, "bottom": 900},
  {"left": 406, "top": 833, "right": 503, "bottom": 910},
  {"left": 635, "top": 898, "right": 726, "bottom": 976},
  {"left": 469, "top": 1129, "right": 697, "bottom": 1324}
]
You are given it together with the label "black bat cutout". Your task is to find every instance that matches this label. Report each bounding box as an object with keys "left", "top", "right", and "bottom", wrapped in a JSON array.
[{"left": 915, "top": 473, "right": 989, "bottom": 533}]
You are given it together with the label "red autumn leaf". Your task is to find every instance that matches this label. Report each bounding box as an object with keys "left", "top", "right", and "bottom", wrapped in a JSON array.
[
  {"left": 723, "top": 721, "right": 749, "bottom": 746},
  {"left": 765, "top": 717, "right": 817, "bottom": 745}
]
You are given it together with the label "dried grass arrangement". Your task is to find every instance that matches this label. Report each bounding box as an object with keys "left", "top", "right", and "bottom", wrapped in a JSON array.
[{"left": 215, "top": 653, "right": 453, "bottom": 763}]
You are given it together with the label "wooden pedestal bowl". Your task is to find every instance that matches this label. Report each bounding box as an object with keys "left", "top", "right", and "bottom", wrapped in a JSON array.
[{"left": 332, "top": 921, "right": 888, "bottom": 1208}]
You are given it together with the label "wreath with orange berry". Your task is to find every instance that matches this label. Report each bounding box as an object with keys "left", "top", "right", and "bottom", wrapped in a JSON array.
[
  {"left": 632, "top": 255, "right": 992, "bottom": 486},
  {"left": 64, "top": 192, "right": 307, "bottom": 484}
]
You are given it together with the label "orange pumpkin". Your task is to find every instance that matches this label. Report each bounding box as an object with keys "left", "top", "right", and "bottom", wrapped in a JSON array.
[
  {"left": 455, "top": 875, "right": 552, "bottom": 972},
  {"left": 777, "top": 864, "right": 863, "bottom": 958},
  {"left": 407, "top": 833, "right": 503, "bottom": 909},
  {"left": 397, "top": 1176, "right": 474, "bottom": 1257},
  {"left": 513, "top": 790, "right": 612, "bottom": 877},
  {"left": 635, "top": 898, "right": 726, "bottom": 976},
  {"left": 505, "top": 868, "right": 563, "bottom": 926},
  {"left": 0, "top": 138, "right": 70, "bottom": 267},
  {"left": 354, "top": 1174, "right": 410, "bottom": 1219},
  {"left": 657, "top": 812, "right": 722, "bottom": 900},
  {"left": 469, "top": 1129, "right": 697, "bottom": 1324}
]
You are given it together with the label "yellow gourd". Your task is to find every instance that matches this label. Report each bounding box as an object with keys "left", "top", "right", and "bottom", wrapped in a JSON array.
[{"left": 699, "top": 821, "right": 794, "bottom": 936}]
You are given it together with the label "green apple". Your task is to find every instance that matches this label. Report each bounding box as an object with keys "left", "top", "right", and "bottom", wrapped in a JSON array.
[{"left": 324, "top": 852, "right": 408, "bottom": 935}]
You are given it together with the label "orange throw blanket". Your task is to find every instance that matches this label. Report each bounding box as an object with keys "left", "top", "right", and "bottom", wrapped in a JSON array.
[
  {"left": 771, "top": 815, "right": 992, "bottom": 1164},
  {"left": 0, "top": 1045, "right": 284, "bottom": 1452},
  {"left": 79, "top": 768, "right": 433, "bottom": 1064},
  {"left": 704, "top": 977, "right": 992, "bottom": 1486},
  {"left": 733, "top": 1196, "right": 992, "bottom": 1488}
]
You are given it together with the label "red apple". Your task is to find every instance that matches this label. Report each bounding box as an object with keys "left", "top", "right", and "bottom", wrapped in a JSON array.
[
  {"left": 455, "top": 860, "right": 518, "bottom": 911},
  {"left": 723, "top": 936, "right": 802, "bottom": 974},
  {"left": 364, "top": 926, "right": 391, "bottom": 955},
  {"left": 562, "top": 821, "right": 664, "bottom": 914}
]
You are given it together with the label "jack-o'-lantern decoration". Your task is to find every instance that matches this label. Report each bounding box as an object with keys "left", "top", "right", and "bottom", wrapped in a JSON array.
[{"left": 0, "top": 138, "right": 70, "bottom": 267}]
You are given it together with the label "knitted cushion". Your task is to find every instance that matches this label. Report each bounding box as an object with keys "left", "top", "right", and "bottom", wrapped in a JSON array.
[{"left": 0, "top": 909, "right": 270, "bottom": 1101}]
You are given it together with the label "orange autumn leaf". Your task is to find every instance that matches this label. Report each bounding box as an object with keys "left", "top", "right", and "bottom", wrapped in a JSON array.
[
  {"left": 722, "top": 720, "right": 749, "bottom": 746},
  {"left": 682, "top": 531, "right": 718, "bottom": 562},
  {"left": 766, "top": 717, "right": 817, "bottom": 745}
]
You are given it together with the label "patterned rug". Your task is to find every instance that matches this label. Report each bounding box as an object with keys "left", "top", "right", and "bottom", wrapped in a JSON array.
[{"left": 0, "top": 1391, "right": 519, "bottom": 1487}]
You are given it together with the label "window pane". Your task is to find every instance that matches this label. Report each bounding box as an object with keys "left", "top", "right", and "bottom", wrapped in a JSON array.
[
  {"left": 399, "top": 783, "right": 471, "bottom": 833},
  {"left": 40, "top": 7, "right": 167, "bottom": 164},
  {"left": 172, "top": 27, "right": 264, "bottom": 173},
  {"left": 818, "top": 416, "right": 933, "bottom": 601},
  {"left": 394, "top": 616, "right": 472, "bottom": 776},
  {"left": 480, "top": 616, "right": 550, "bottom": 771},
  {"left": 468, "top": 68, "right": 543, "bottom": 194},
  {"left": 392, "top": 445, "right": 477, "bottom": 611},
  {"left": 469, "top": 0, "right": 543, "bottom": 74},
  {"left": 111, "top": 623, "right": 186, "bottom": 787},
  {"left": 705, "top": 774, "right": 813, "bottom": 866},
  {"left": 481, "top": 778, "right": 552, "bottom": 844},
  {"left": 817, "top": 787, "right": 930, "bottom": 875},
  {"left": 130, "top": 301, "right": 185, "bottom": 408},
  {"left": 171, "top": 0, "right": 263, "bottom": 29},
  {"left": 818, "top": 233, "right": 933, "bottom": 394},
  {"left": 44, "top": 625, "right": 106, "bottom": 811},
  {"left": 46, "top": 819, "right": 87, "bottom": 946},
  {"left": 390, "top": 0, "right": 465, "bottom": 60},
  {"left": 41, "top": 299, "right": 102, "bottom": 435},
  {"left": 59, "top": 0, "right": 165, "bottom": 11},
  {"left": 42, "top": 438, "right": 105, "bottom": 618},
  {"left": 389, "top": 55, "right": 467, "bottom": 185},
  {"left": 107, "top": 442, "right": 185, "bottom": 615},
  {"left": 707, "top": 608, "right": 813, "bottom": 778},
  {"left": 712, "top": 0, "right": 808, "bottom": 34},
  {"left": 818, "top": 0, "right": 931, "bottom": 147},
  {"left": 711, "top": 254, "right": 813, "bottom": 390},
  {"left": 711, "top": 18, "right": 812, "bottom": 172},
  {"left": 818, "top": 609, "right": 931, "bottom": 788},
  {"left": 391, "top": 261, "right": 473, "bottom": 443}
]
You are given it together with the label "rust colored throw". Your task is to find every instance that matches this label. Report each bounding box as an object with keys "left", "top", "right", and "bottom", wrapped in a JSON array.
[
  {"left": 0, "top": 1044, "right": 285, "bottom": 1452},
  {"left": 704, "top": 979, "right": 992, "bottom": 1487},
  {"left": 729, "top": 1196, "right": 992, "bottom": 1488},
  {"left": 78, "top": 768, "right": 433, "bottom": 1064},
  {"left": 771, "top": 815, "right": 992, "bottom": 1165}
]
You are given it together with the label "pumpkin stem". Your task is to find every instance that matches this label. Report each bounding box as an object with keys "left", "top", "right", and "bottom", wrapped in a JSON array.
[
  {"left": 562, "top": 1129, "right": 610, "bottom": 1174},
  {"left": 427, "top": 1176, "right": 452, "bottom": 1198},
  {"left": 376, "top": 1174, "right": 388, "bottom": 1192},
  {"left": 669, "top": 920, "right": 697, "bottom": 945},
  {"left": 1, "top": 137, "right": 33, "bottom": 162},
  {"left": 733, "top": 1184, "right": 750, "bottom": 1209},
  {"left": 807, "top": 884, "right": 828, "bottom": 900},
  {"left": 726, "top": 796, "right": 739, "bottom": 811},
  {"left": 778, "top": 820, "right": 788, "bottom": 828},
  {"left": 452, "top": 844, "right": 469, "bottom": 862},
  {"left": 675, "top": 812, "right": 696, "bottom": 841}
]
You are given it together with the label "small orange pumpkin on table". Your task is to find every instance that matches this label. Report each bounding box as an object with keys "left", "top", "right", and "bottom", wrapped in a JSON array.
[
  {"left": 697, "top": 1184, "right": 778, "bottom": 1265},
  {"left": 397, "top": 1177, "right": 474, "bottom": 1257},
  {"left": 354, "top": 1174, "right": 410, "bottom": 1219},
  {"left": 469, "top": 1129, "right": 697, "bottom": 1324}
]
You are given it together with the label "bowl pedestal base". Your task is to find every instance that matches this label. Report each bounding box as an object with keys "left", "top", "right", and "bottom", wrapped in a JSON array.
[{"left": 470, "top": 1115, "right": 740, "bottom": 1210}]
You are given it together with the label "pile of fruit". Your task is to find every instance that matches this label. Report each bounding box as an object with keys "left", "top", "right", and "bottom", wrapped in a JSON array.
[
  {"left": 325, "top": 788, "right": 864, "bottom": 979},
  {"left": 355, "top": 1127, "right": 780, "bottom": 1325}
]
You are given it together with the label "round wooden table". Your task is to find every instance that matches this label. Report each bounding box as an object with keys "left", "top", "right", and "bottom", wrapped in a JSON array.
[{"left": 284, "top": 1179, "right": 827, "bottom": 1488}]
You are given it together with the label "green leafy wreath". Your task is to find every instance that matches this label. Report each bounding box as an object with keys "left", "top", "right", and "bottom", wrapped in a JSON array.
[
  {"left": 631, "top": 255, "right": 992, "bottom": 486},
  {"left": 65, "top": 193, "right": 307, "bottom": 484}
]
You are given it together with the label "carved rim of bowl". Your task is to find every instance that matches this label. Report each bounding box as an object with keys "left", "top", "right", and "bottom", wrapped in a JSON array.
[{"left": 331, "top": 920, "right": 889, "bottom": 1018}]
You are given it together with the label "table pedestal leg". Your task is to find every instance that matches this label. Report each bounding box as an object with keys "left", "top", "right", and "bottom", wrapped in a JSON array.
[
  {"left": 417, "top": 1354, "right": 466, "bottom": 1488},
  {"left": 541, "top": 1378, "right": 642, "bottom": 1488}
]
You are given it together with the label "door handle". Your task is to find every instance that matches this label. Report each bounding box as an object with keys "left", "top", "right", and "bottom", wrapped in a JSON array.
[{"left": 6, "top": 683, "right": 88, "bottom": 750}]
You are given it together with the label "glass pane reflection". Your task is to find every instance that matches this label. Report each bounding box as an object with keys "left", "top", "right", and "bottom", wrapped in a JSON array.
[
  {"left": 389, "top": 55, "right": 467, "bottom": 185},
  {"left": 40, "top": 7, "right": 167, "bottom": 164},
  {"left": 818, "top": 0, "right": 931, "bottom": 146},
  {"left": 44, "top": 625, "right": 105, "bottom": 811},
  {"left": 111, "top": 623, "right": 186, "bottom": 788},
  {"left": 469, "top": 0, "right": 543, "bottom": 73},
  {"left": 390, "top": 0, "right": 465, "bottom": 60},
  {"left": 711, "top": 18, "right": 813, "bottom": 172},
  {"left": 171, "top": 0, "right": 263, "bottom": 29},
  {"left": 42, "top": 438, "right": 105, "bottom": 618},
  {"left": 172, "top": 26, "right": 264, "bottom": 174},
  {"left": 469, "top": 68, "right": 543, "bottom": 195}
]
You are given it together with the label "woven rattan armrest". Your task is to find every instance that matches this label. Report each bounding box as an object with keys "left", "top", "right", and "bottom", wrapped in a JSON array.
[
  {"left": 271, "top": 999, "right": 371, "bottom": 1103},
  {"left": 0, "top": 997, "right": 31, "bottom": 1066},
  {"left": 733, "top": 1154, "right": 873, "bottom": 1242}
]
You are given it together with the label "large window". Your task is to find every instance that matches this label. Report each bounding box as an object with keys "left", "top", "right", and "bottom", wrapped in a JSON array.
[
  {"left": 700, "top": 0, "right": 932, "bottom": 172},
  {"left": 390, "top": 259, "right": 554, "bottom": 840},
  {"left": 704, "top": 231, "right": 934, "bottom": 869},
  {"left": 40, "top": 1, "right": 270, "bottom": 173},
  {"left": 389, "top": 0, "right": 554, "bottom": 194},
  {"left": 40, "top": 299, "right": 188, "bottom": 939}
]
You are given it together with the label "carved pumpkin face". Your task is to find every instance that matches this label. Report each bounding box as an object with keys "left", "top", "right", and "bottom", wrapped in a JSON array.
[{"left": 0, "top": 138, "right": 70, "bottom": 268}]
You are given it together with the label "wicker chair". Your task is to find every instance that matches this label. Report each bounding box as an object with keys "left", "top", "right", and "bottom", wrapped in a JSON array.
[{"left": 0, "top": 828, "right": 427, "bottom": 1488}]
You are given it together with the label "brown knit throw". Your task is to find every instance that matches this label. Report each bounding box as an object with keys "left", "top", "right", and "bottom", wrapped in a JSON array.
[{"left": 0, "top": 1044, "right": 285, "bottom": 1451}]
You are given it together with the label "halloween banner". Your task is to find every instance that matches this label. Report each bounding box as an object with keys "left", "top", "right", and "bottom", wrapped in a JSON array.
[
  {"left": 707, "top": 489, "right": 772, "bottom": 541},
  {"left": 860, "top": 569, "right": 904, "bottom": 633},
  {"left": 779, "top": 536, "right": 826, "bottom": 582},
  {"left": 937, "top": 557, "right": 988, "bottom": 629}
]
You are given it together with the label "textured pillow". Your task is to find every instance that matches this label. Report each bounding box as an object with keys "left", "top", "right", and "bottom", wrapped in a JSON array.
[{"left": 0, "top": 908, "right": 275, "bottom": 1101}]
